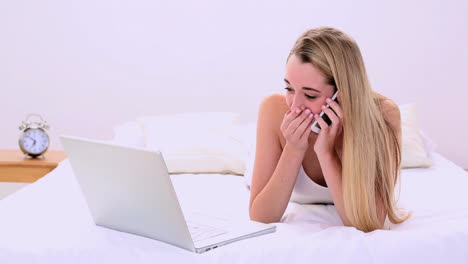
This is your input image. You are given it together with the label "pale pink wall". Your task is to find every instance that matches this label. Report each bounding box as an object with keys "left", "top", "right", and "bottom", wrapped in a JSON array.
[{"left": 1, "top": 0, "right": 467, "bottom": 167}]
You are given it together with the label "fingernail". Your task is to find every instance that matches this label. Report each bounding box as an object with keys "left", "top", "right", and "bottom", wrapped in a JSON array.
[
  {"left": 295, "top": 108, "right": 301, "bottom": 113},
  {"left": 321, "top": 105, "right": 326, "bottom": 109},
  {"left": 326, "top": 98, "right": 332, "bottom": 103},
  {"left": 308, "top": 113, "right": 313, "bottom": 119},
  {"left": 315, "top": 114, "right": 319, "bottom": 118},
  {"left": 304, "top": 109, "right": 311, "bottom": 114}
]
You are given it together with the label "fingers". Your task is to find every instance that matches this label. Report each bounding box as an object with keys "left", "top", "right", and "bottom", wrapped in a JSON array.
[
  {"left": 299, "top": 113, "right": 314, "bottom": 139},
  {"left": 315, "top": 106, "right": 343, "bottom": 136},
  {"left": 281, "top": 107, "right": 304, "bottom": 131},
  {"left": 314, "top": 113, "right": 329, "bottom": 131},
  {"left": 325, "top": 98, "right": 343, "bottom": 119},
  {"left": 296, "top": 113, "right": 314, "bottom": 138},
  {"left": 284, "top": 107, "right": 303, "bottom": 121},
  {"left": 281, "top": 106, "right": 313, "bottom": 138},
  {"left": 320, "top": 105, "right": 340, "bottom": 126},
  {"left": 288, "top": 108, "right": 313, "bottom": 135}
]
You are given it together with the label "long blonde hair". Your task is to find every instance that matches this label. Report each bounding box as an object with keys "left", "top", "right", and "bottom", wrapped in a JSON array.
[{"left": 288, "top": 26, "right": 411, "bottom": 232}]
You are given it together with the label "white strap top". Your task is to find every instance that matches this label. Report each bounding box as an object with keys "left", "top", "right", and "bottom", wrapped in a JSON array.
[
  {"left": 289, "top": 165, "right": 392, "bottom": 229},
  {"left": 290, "top": 165, "right": 334, "bottom": 205}
]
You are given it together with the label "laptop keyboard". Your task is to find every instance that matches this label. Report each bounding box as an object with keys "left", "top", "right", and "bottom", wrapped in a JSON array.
[{"left": 187, "top": 222, "right": 227, "bottom": 242}]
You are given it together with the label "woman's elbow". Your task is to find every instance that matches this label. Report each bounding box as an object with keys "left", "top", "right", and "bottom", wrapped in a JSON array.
[
  {"left": 250, "top": 215, "right": 279, "bottom": 224},
  {"left": 249, "top": 207, "right": 280, "bottom": 224}
]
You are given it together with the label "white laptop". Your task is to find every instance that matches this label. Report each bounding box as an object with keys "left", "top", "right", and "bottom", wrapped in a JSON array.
[{"left": 60, "top": 135, "right": 276, "bottom": 253}]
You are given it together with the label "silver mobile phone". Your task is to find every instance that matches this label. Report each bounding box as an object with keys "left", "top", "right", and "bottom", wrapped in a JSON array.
[{"left": 310, "top": 90, "right": 339, "bottom": 134}]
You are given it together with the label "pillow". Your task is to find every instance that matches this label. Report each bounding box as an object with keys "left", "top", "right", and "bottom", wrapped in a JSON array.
[
  {"left": 112, "top": 120, "right": 145, "bottom": 147},
  {"left": 419, "top": 129, "right": 437, "bottom": 153},
  {"left": 136, "top": 112, "right": 248, "bottom": 175},
  {"left": 242, "top": 122, "right": 257, "bottom": 190},
  {"left": 399, "top": 104, "right": 433, "bottom": 168}
]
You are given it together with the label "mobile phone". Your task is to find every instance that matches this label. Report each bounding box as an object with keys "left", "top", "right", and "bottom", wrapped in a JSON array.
[{"left": 310, "top": 90, "right": 339, "bottom": 134}]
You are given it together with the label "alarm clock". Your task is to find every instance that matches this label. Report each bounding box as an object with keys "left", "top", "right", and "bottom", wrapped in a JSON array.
[{"left": 18, "top": 114, "right": 50, "bottom": 158}]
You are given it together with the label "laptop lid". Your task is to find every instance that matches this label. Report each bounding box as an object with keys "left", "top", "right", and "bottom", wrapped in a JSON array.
[{"left": 60, "top": 135, "right": 196, "bottom": 252}]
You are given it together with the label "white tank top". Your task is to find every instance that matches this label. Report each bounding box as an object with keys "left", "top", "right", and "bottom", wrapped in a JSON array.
[
  {"left": 290, "top": 165, "right": 334, "bottom": 205},
  {"left": 289, "top": 165, "right": 392, "bottom": 229}
]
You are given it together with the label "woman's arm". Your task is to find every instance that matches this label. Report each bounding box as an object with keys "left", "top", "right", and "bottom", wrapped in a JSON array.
[
  {"left": 312, "top": 98, "right": 354, "bottom": 226},
  {"left": 250, "top": 144, "right": 305, "bottom": 223},
  {"left": 318, "top": 152, "right": 351, "bottom": 226},
  {"left": 314, "top": 97, "right": 396, "bottom": 229},
  {"left": 249, "top": 95, "right": 307, "bottom": 223}
]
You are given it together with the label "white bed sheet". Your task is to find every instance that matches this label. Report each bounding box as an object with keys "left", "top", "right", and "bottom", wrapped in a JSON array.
[{"left": 0, "top": 151, "right": 467, "bottom": 263}]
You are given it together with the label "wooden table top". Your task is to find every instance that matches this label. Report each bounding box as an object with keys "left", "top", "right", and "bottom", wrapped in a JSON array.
[{"left": 0, "top": 149, "right": 67, "bottom": 168}]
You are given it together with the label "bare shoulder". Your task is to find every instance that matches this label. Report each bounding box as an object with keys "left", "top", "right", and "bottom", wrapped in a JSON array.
[
  {"left": 373, "top": 91, "right": 400, "bottom": 124},
  {"left": 258, "top": 93, "right": 289, "bottom": 136},
  {"left": 380, "top": 98, "right": 401, "bottom": 125},
  {"left": 259, "top": 93, "right": 289, "bottom": 113}
]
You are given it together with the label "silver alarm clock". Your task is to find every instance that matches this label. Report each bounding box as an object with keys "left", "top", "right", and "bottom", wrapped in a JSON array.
[{"left": 18, "top": 114, "right": 50, "bottom": 158}]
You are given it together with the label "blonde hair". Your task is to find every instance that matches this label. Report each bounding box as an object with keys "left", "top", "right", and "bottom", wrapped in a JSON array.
[{"left": 288, "top": 26, "right": 411, "bottom": 232}]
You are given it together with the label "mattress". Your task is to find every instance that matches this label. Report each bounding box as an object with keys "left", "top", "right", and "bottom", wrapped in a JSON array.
[{"left": 0, "top": 151, "right": 467, "bottom": 263}]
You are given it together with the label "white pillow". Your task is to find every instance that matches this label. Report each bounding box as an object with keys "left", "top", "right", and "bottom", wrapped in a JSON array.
[
  {"left": 242, "top": 122, "right": 257, "bottom": 190},
  {"left": 112, "top": 120, "right": 145, "bottom": 147},
  {"left": 419, "top": 129, "right": 437, "bottom": 153},
  {"left": 137, "top": 112, "right": 248, "bottom": 175},
  {"left": 399, "top": 104, "right": 433, "bottom": 168}
]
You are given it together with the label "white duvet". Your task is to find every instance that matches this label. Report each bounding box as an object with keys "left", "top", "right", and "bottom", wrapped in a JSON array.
[{"left": 0, "top": 151, "right": 467, "bottom": 264}]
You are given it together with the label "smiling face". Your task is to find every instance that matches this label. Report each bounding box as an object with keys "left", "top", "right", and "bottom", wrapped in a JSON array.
[{"left": 284, "top": 54, "right": 336, "bottom": 115}]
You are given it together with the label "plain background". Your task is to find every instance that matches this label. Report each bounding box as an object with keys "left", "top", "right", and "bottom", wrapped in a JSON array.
[{"left": 1, "top": 0, "right": 467, "bottom": 168}]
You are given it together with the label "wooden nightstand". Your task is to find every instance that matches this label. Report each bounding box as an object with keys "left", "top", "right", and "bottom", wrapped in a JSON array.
[{"left": 0, "top": 150, "right": 67, "bottom": 183}]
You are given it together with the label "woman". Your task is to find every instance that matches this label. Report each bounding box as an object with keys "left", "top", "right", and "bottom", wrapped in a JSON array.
[{"left": 248, "top": 26, "right": 411, "bottom": 232}]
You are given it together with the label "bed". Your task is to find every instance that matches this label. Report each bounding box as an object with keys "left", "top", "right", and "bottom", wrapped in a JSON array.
[{"left": 0, "top": 108, "right": 467, "bottom": 263}]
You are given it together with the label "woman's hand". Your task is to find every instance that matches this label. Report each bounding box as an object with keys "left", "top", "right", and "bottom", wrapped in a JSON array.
[
  {"left": 313, "top": 98, "right": 344, "bottom": 158},
  {"left": 280, "top": 106, "right": 315, "bottom": 156}
]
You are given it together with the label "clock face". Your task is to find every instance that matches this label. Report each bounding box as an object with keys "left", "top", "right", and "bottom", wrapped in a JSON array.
[{"left": 20, "top": 128, "right": 49, "bottom": 155}]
